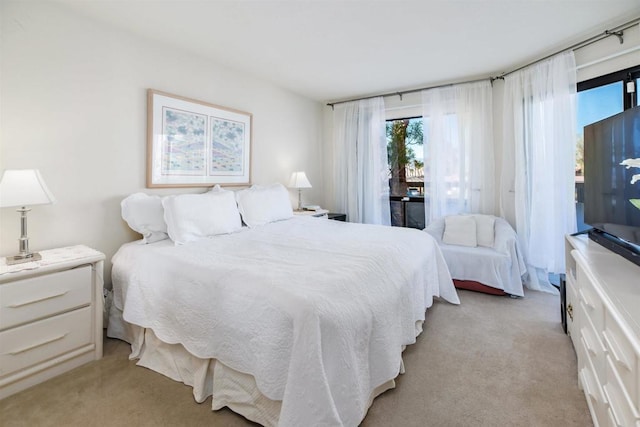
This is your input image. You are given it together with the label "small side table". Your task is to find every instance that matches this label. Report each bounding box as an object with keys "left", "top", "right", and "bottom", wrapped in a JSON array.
[
  {"left": 294, "top": 209, "right": 329, "bottom": 218},
  {"left": 327, "top": 213, "right": 347, "bottom": 222},
  {"left": 0, "top": 245, "right": 105, "bottom": 399}
]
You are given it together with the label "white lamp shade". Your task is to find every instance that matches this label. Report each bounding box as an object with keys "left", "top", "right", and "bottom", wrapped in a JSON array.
[
  {"left": 288, "top": 171, "right": 312, "bottom": 189},
  {"left": 0, "top": 169, "right": 56, "bottom": 208}
]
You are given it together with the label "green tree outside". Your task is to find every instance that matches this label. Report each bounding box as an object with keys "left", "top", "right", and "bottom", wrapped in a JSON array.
[{"left": 387, "top": 118, "right": 424, "bottom": 196}]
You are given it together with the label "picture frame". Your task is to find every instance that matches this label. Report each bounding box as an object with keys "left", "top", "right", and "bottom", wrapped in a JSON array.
[{"left": 147, "top": 89, "right": 252, "bottom": 187}]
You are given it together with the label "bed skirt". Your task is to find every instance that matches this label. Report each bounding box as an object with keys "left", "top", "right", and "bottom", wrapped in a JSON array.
[{"left": 107, "top": 304, "right": 399, "bottom": 426}]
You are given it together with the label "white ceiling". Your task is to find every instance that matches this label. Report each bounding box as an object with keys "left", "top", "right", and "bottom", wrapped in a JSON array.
[{"left": 55, "top": 0, "right": 640, "bottom": 102}]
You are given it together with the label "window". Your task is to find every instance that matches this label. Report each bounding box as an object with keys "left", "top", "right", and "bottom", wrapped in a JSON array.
[
  {"left": 575, "top": 65, "right": 640, "bottom": 231},
  {"left": 387, "top": 117, "right": 423, "bottom": 197},
  {"left": 386, "top": 117, "right": 424, "bottom": 228},
  {"left": 576, "top": 81, "right": 624, "bottom": 179}
]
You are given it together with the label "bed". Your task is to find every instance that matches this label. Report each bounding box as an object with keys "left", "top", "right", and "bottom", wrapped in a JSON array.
[{"left": 108, "top": 186, "right": 459, "bottom": 426}]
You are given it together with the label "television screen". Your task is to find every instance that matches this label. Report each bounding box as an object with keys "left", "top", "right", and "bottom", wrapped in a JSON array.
[{"left": 583, "top": 105, "right": 640, "bottom": 248}]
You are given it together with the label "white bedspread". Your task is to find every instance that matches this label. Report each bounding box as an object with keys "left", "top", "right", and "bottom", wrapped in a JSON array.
[{"left": 111, "top": 217, "right": 459, "bottom": 426}]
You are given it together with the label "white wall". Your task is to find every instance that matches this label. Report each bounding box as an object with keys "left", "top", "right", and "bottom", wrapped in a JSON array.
[{"left": 0, "top": 1, "right": 325, "bottom": 284}]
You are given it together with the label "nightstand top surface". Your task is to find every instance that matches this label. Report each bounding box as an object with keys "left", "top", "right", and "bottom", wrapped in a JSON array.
[
  {"left": 293, "top": 209, "right": 329, "bottom": 216},
  {"left": 0, "top": 245, "right": 104, "bottom": 280}
]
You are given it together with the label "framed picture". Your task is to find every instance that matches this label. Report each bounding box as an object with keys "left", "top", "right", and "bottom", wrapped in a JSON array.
[{"left": 147, "top": 89, "right": 252, "bottom": 187}]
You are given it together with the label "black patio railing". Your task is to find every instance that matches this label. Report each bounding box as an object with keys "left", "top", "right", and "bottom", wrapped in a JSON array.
[{"left": 390, "top": 196, "right": 425, "bottom": 229}]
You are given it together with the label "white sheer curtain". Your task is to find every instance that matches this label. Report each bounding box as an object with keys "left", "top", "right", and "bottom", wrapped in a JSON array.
[
  {"left": 421, "top": 80, "right": 494, "bottom": 225},
  {"left": 332, "top": 97, "right": 391, "bottom": 225},
  {"left": 501, "top": 51, "right": 577, "bottom": 293}
]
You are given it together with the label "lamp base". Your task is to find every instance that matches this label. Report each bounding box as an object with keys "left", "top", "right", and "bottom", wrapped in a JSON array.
[{"left": 5, "top": 252, "right": 42, "bottom": 265}]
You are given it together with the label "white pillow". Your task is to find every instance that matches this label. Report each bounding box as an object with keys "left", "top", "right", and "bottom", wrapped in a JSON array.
[
  {"left": 472, "top": 214, "right": 496, "bottom": 248},
  {"left": 235, "top": 183, "right": 293, "bottom": 227},
  {"left": 442, "top": 215, "right": 477, "bottom": 247},
  {"left": 162, "top": 190, "right": 242, "bottom": 245},
  {"left": 121, "top": 193, "right": 168, "bottom": 243}
]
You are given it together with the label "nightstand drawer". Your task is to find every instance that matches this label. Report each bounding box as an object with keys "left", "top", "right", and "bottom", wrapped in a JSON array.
[
  {"left": 0, "top": 306, "right": 92, "bottom": 377},
  {"left": 0, "top": 266, "right": 92, "bottom": 330}
]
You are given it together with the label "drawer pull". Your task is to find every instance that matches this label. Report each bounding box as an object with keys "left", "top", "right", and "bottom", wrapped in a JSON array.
[
  {"left": 8, "top": 291, "right": 69, "bottom": 308},
  {"left": 580, "top": 333, "right": 596, "bottom": 357},
  {"left": 578, "top": 288, "right": 595, "bottom": 310},
  {"left": 7, "top": 333, "right": 68, "bottom": 355},
  {"left": 580, "top": 368, "right": 601, "bottom": 403},
  {"left": 602, "top": 331, "right": 632, "bottom": 371},
  {"left": 606, "top": 407, "right": 622, "bottom": 427},
  {"left": 602, "top": 385, "right": 623, "bottom": 427}
]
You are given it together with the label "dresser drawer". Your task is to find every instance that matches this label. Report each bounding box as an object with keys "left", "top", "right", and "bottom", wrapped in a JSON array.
[
  {"left": 0, "top": 266, "right": 92, "bottom": 330},
  {"left": 579, "top": 357, "right": 608, "bottom": 427},
  {"left": 603, "top": 312, "right": 639, "bottom": 413},
  {"left": 578, "top": 313, "right": 606, "bottom": 384},
  {"left": 566, "top": 273, "right": 579, "bottom": 348},
  {"left": 603, "top": 355, "right": 640, "bottom": 427},
  {"left": 576, "top": 265, "right": 604, "bottom": 333},
  {"left": 0, "top": 306, "right": 92, "bottom": 377}
]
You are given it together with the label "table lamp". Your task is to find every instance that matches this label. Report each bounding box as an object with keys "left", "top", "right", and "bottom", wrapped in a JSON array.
[
  {"left": 0, "top": 169, "right": 56, "bottom": 265},
  {"left": 288, "top": 171, "right": 312, "bottom": 211}
]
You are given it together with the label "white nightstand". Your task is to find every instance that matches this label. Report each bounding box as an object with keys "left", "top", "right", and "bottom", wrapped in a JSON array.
[
  {"left": 0, "top": 245, "right": 105, "bottom": 399},
  {"left": 293, "top": 209, "right": 329, "bottom": 218}
]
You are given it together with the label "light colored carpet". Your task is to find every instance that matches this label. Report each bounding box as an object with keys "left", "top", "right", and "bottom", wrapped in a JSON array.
[{"left": 0, "top": 289, "right": 592, "bottom": 426}]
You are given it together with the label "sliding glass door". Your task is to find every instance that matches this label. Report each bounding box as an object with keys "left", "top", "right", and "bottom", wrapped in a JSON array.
[{"left": 575, "top": 65, "right": 640, "bottom": 231}]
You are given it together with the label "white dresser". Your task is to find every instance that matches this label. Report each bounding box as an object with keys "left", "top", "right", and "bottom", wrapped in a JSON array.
[
  {"left": 565, "top": 235, "right": 640, "bottom": 427},
  {"left": 0, "top": 245, "right": 105, "bottom": 399}
]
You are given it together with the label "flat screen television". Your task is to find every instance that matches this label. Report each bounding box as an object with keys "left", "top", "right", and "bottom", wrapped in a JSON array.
[{"left": 583, "top": 105, "right": 640, "bottom": 267}]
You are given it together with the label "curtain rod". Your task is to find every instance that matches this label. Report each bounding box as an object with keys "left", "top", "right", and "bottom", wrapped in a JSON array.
[
  {"left": 326, "top": 76, "right": 491, "bottom": 108},
  {"left": 326, "top": 16, "right": 640, "bottom": 108},
  {"left": 498, "top": 17, "right": 640, "bottom": 78}
]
